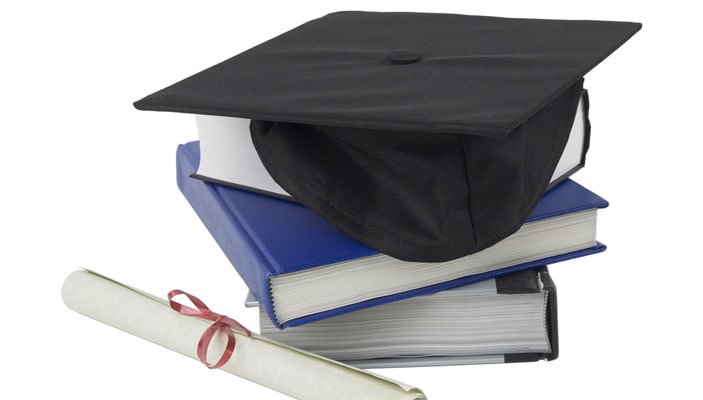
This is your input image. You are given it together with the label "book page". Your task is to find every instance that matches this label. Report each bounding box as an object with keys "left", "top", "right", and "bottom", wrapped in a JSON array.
[
  {"left": 196, "top": 115, "right": 290, "bottom": 197},
  {"left": 550, "top": 95, "right": 586, "bottom": 182}
]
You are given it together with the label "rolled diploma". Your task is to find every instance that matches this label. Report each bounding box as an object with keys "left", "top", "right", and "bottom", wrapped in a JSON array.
[{"left": 62, "top": 270, "right": 426, "bottom": 400}]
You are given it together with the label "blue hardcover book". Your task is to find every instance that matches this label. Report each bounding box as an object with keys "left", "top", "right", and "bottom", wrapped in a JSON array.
[{"left": 177, "top": 141, "right": 607, "bottom": 329}]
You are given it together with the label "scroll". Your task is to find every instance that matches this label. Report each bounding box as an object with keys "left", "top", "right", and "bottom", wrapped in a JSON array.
[{"left": 62, "top": 269, "right": 426, "bottom": 400}]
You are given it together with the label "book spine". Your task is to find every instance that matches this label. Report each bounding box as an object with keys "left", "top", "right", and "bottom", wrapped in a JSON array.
[
  {"left": 538, "top": 266, "right": 559, "bottom": 361},
  {"left": 176, "top": 144, "right": 281, "bottom": 328},
  {"left": 495, "top": 268, "right": 542, "bottom": 294},
  {"left": 498, "top": 266, "right": 558, "bottom": 363}
]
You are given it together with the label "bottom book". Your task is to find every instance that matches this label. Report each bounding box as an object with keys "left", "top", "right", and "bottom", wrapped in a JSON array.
[{"left": 246, "top": 266, "right": 558, "bottom": 368}]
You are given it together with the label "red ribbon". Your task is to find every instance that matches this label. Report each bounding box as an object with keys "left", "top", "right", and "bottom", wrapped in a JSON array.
[{"left": 168, "top": 289, "right": 252, "bottom": 369}]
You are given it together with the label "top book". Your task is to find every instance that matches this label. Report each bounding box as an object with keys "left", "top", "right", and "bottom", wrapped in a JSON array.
[
  {"left": 135, "top": 12, "right": 640, "bottom": 262},
  {"left": 192, "top": 90, "right": 589, "bottom": 199}
]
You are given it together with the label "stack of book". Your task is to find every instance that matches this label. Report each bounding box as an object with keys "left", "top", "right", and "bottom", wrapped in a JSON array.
[
  {"left": 134, "top": 12, "right": 640, "bottom": 368},
  {"left": 174, "top": 133, "right": 602, "bottom": 366}
]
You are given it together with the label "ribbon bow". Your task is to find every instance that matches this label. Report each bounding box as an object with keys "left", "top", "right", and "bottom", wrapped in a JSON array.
[{"left": 168, "top": 289, "right": 252, "bottom": 369}]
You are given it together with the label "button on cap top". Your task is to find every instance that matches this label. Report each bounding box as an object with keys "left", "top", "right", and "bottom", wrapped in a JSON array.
[{"left": 387, "top": 49, "right": 421, "bottom": 65}]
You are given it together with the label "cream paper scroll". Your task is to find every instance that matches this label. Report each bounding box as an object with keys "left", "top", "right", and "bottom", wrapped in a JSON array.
[{"left": 62, "top": 270, "right": 426, "bottom": 400}]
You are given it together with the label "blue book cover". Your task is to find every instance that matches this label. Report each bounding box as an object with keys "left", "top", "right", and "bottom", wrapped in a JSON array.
[{"left": 177, "top": 141, "right": 607, "bottom": 329}]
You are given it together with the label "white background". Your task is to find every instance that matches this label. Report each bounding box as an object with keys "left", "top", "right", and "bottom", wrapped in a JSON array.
[{"left": 2, "top": 1, "right": 701, "bottom": 399}]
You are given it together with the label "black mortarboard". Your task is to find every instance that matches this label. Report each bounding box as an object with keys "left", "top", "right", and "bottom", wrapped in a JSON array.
[{"left": 134, "top": 11, "right": 640, "bottom": 262}]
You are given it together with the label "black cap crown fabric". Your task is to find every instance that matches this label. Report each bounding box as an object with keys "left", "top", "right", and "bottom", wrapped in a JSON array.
[{"left": 135, "top": 12, "right": 640, "bottom": 262}]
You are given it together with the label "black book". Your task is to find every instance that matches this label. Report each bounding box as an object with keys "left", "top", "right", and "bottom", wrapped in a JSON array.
[{"left": 246, "top": 267, "right": 558, "bottom": 367}]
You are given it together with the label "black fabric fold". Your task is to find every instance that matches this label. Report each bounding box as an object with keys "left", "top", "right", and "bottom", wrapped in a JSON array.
[{"left": 251, "top": 80, "right": 583, "bottom": 262}]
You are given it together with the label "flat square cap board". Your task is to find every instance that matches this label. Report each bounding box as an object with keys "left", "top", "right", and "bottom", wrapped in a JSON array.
[{"left": 135, "top": 11, "right": 641, "bottom": 262}]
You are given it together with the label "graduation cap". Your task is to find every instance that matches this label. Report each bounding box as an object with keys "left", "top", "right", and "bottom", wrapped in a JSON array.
[{"left": 135, "top": 11, "right": 640, "bottom": 262}]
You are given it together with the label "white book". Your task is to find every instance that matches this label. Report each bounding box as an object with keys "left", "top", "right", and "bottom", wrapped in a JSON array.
[{"left": 192, "top": 93, "right": 589, "bottom": 198}]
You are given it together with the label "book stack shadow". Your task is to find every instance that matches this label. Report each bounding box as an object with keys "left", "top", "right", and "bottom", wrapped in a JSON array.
[{"left": 135, "top": 12, "right": 640, "bottom": 368}]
